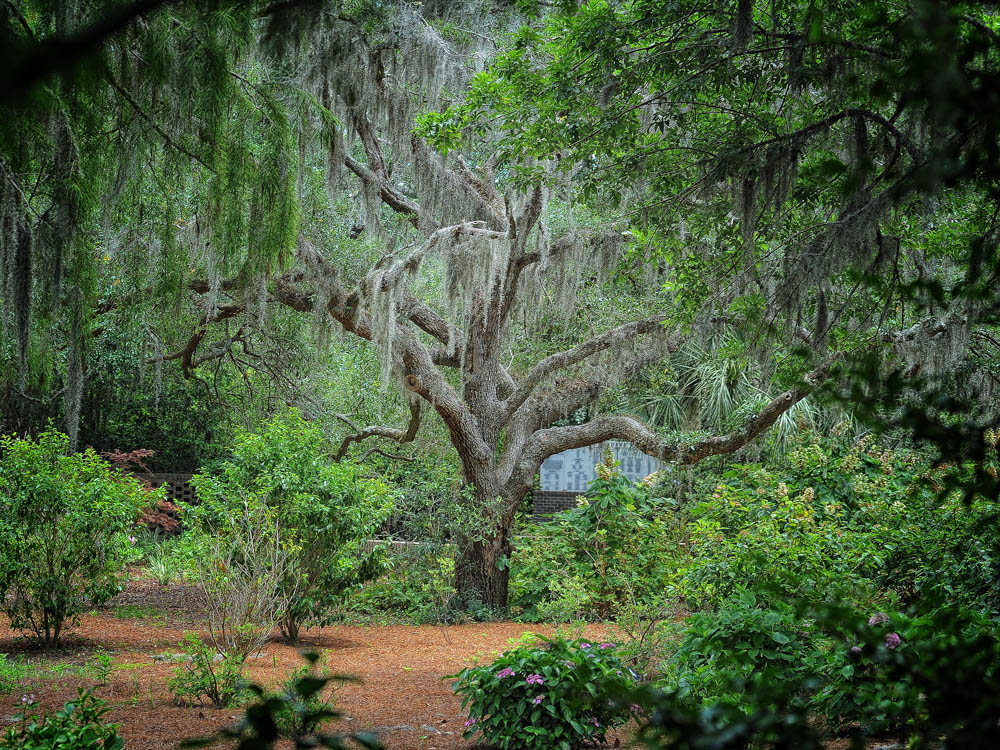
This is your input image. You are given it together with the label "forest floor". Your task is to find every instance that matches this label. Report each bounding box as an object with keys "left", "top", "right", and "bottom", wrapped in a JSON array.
[{"left": 0, "top": 574, "right": 624, "bottom": 749}]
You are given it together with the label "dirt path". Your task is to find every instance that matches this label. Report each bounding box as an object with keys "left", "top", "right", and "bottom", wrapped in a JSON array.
[{"left": 1, "top": 578, "right": 620, "bottom": 749}]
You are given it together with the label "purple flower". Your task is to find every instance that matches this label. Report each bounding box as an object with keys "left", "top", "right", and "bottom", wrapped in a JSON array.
[
  {"left": 496, "top": 667, "right": 515, "bottom": 679},
  {"left": 580, "top": 642, "right": 591, "bottom": 649},
  {"left": 629, "top": 704, "right": 643, "bottom": 714},
  {"left": 597, "top": 642, "right": 615, "bottom": 649},
  {"left": 20, "top": 693, "right": 36, "bottom": 705},
  {"left": 463, "top": 718, "right": 476, "bottom": 728},
  {"left": 868, "top": 612, "right": 890, "bottom": 627},
  {"left": 525, "top": 673, "right": 544, "bottom": 686},
  {"left": 128, "top": 536, "right": 137, "bottom": 545},
  {"left": 849, "top": 645, "right": 863, "bottom": 657},
  {"left": 590, "top": 717, "right": 600, "bottom": 727},
  {"left": 532, "top": 695, "right": 543, "bottom": 705},
  {"left": 885, "top": 632, "right": 902, "bottom": 649}
]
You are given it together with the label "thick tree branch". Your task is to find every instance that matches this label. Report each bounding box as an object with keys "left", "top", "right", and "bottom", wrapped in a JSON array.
[
  {"left": 503, "top": 315, "right": 676, "bottom": 423},
  {"left": 144, "top": 304, "right": 242, "bottom": 378},
  {"left": 512, "top": 360, "right": 834, "bottom": 492},
  {"left": 334, "top": 399, "right": 422, "bottom": 461}
]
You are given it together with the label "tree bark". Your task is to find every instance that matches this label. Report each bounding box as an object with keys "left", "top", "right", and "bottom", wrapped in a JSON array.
[{"left": 454, "top": 530, "right": 512, "bottom": 611}]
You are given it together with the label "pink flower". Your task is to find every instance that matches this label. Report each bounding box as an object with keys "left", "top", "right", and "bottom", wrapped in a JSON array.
[
  {"left": 885, "top": 632, "right": 902, "bottom": 649},
  {"left": 629, "top": 704, "right": 642, "bottom": 714},
  {"left": 463, "top": 718, "right": 476, "bottom": 728},
  {"left": 525, "top": 673, "right": 544, "bottom": 685},
  {"left": 868, "top": 612, "right": 890, "bottom": 627},
  {"left": 496, "top": 667, "right": 515, "bottom": 679},
  {"left": 590, "top": 717, "right": 600, "bottom": 727},
  {"left": 598, "top": 642, "right": 614, "bottom": 649},
  {"left": 531, "top": 695, "right": 543, "bottom": 705},
  {"left": 580, "top": 642, "right": 591, "bottom": 649}
]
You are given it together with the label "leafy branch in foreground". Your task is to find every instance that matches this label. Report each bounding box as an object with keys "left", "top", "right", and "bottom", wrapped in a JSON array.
[{"left": 181, "top": 652, "right": 383, "bottom": 750}]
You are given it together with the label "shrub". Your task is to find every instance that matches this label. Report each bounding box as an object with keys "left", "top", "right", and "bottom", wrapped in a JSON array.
[
  {"left": 660, "top": 591, "right": 827, "bottom": 712},
  {"left": 167, "top": 632, "right": 249, "bottom": 708},
  {"left": 813, "top": 606, "right": 1000, "bottom": 742},
  {"left": 189, "top": 495, "right": 295, "bottom": 662},
  {"left": 272, "top": 654, "right": 342, "bottom": 737},
  {"left": 0, "top": 429, "right": 155, "bottom": 645},
  {"left": 189, "top": 409, "right": 394, "bottom": 642},
  {"left": 451, "top": 634, "right": 637, "bottom": 749},
  {"left": 510, "top": 461, "right": 681, "bottom": 622},
  {"left": 181, "top": 653, "right": 382, "bottom": 749},
  {"left": 1, "top": 688, "right": 123, "bottom": 750},
  {"left": 674, "top": 476, "right": 885, "bottom": 612}
]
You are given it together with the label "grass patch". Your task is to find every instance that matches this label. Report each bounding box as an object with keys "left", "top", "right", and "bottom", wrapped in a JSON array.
[
  {"left": 112, "top": 604, "right": 162, "bottom": 620},
  {"left": 0, "top": 654, "right": 31, "bottom": 693}
]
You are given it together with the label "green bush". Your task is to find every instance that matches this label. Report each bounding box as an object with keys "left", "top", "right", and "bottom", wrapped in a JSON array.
[
  {"left": 660, "top": 591, "right": 827, "bottom": 712},
  {"left": 813, "top": 606, "right": 1000, "bottom": 741},
  {"left": 1, "top": 688, "right": 123, "bottom": 750},
  {"left": 674, "top": 474, "right": 885, "bottom": 612},
  {"left": 189, "top": 409, "right": 395, "bottom": 641},
  {"left": 272, "top": 654, "right": 342, "bottom": 737},
  {"left": 167, "top": 633, "right": 249, "bottom": 708},
  {"left": 510, "top": 461, "right": 681, "bottom": 622},
  {"left": 0, "top": 429, "right": 154, "bottom": 645},
  {"left": 181, "top": 652, "right": 382, "bottom": 749},
  {"left": 451, "top": 634, "right": 638, "bottom": 750}
]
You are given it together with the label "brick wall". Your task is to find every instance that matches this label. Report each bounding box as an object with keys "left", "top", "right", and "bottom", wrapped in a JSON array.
[
  {"left": 146, "top": 472, "right": 197, "bottom": 505},
  {"left": 531, "top": 490, "right": 579, "bottom": 518}
]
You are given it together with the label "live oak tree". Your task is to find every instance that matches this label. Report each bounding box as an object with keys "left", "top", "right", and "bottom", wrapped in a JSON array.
[{"left": 3, "top": 0, "right": 999, "bottom": 607}]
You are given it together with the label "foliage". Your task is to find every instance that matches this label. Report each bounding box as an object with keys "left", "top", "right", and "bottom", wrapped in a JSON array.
[
  {"left": 189, "top": 409, "right": 394, "bottom": 641},
  {"left": 0, "top": 654, "right": 30, "bottom": 694},
  {"left": 184, "top": 494, "right": 295, "bottom": 668},
  {"left": 451, "top": 634, "right": 638, "bottom": 750},
  {"left": 1, "top": 688, "right": 123, "bottom": 750},
  {"left": 272, "top": 654, "right": 343, "bottom": 737},
  {"left": 181, "top": 652, "right": 382, "bottom": 750},
  {"left": 510, "top": 461, "right": 681, "bottom": 622},
  {"left": 0, "top": 429, "right": 155, "bottom": 644},
  {"left": 167, "top": 633, "right": 249, "bottom": 709},
  {"left": 814, "top": 607, "right": 1000, "bottom": 743},
  {"left": 659, "top": 592, "right": 826, "bottom": 713},
  {"left": 674, "top": 473, "right": 884, "bottom": 612}
]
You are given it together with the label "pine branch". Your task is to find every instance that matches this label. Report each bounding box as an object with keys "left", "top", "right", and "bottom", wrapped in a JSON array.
[{"left": 1, "top": 0, "right": 177, "bottom": 103}]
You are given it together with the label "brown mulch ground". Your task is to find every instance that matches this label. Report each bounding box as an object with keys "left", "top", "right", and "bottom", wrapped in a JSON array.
[{"left": 1, "top": 576, "right": 626, "bottom": 749}]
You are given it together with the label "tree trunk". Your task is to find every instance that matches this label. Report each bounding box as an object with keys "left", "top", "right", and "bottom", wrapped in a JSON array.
[
  {"left": 454, "top": 532, "right": 511, "bottom": 611},
  {"left": 453, "top": 475, "right": 517, "bottom": 611}
]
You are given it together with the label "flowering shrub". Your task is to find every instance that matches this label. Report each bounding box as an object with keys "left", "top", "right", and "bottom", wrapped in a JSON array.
[
  {"left": 451, "top": 634, "right": 637, "bottom": 749},
  {"left": 0, "top": 429, "right": 155, "bottom": 645},
  {"left": 812, "top": 606, "right": 1000, "bottom": 741}
]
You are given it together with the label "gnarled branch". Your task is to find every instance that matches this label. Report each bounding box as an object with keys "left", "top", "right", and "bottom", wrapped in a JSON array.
[{"left": 334, "top": 399, "right": 422, "bottom": 461}]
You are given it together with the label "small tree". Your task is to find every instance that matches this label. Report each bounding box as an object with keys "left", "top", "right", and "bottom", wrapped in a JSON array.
[
  {"left": 0, "top": 429, "right": 153, "bottom": 645},
  {"left": 189, "top": 409, "right": 395, "bottom": 642}
]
